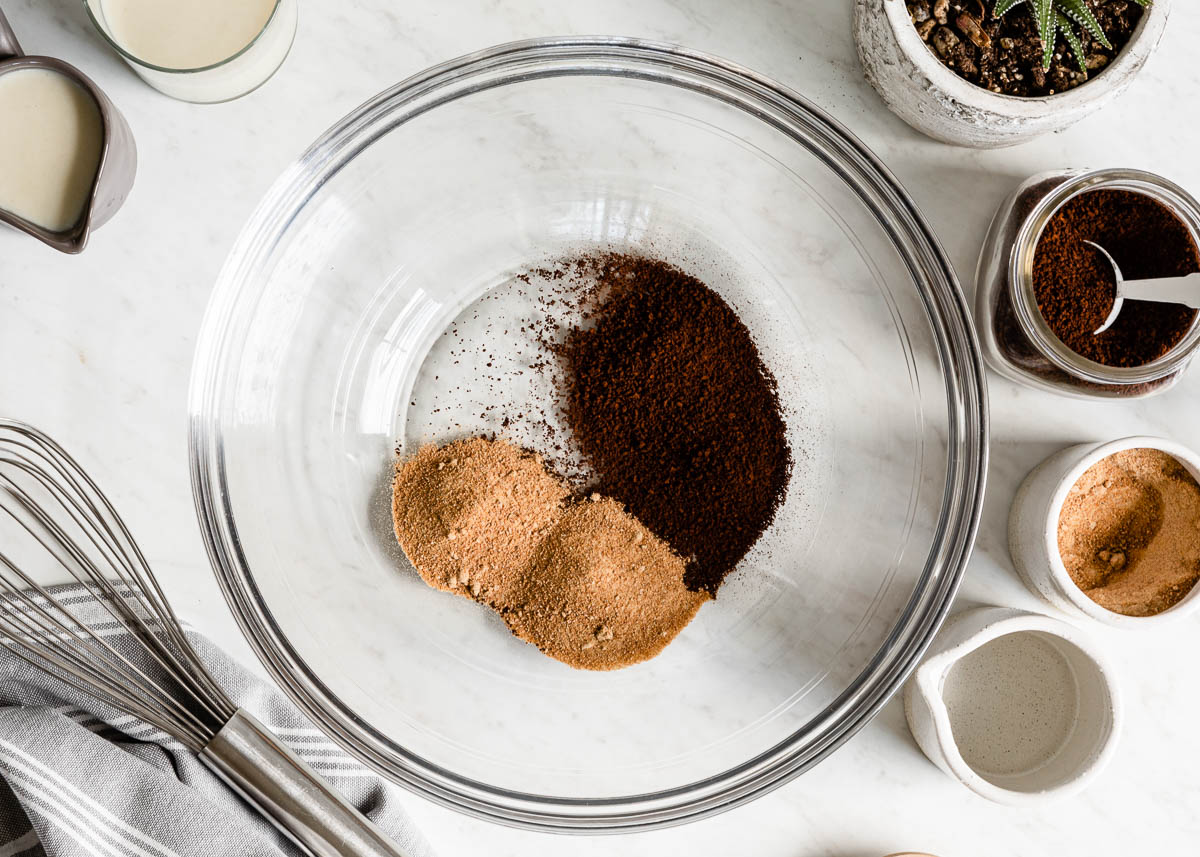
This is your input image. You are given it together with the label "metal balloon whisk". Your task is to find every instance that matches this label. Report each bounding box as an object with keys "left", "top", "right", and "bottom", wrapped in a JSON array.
[
  {"left": 0, "top": 420, "right": 407, "bottom": 857},
  {"left": 0, "top": 421, "right": 234, "bottom": 750}
]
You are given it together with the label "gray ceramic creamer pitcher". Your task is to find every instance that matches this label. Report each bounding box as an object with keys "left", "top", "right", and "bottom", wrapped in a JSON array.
[{"left": 0, "top": 8, "right": 136, "bottom": 253}]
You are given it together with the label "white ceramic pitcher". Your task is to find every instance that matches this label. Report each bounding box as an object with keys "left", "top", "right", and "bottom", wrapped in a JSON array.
[{"left": 903, "top": 607, "right": 1121, "bottom": 805}]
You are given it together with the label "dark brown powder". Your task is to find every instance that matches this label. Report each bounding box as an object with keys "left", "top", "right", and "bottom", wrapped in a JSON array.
[
  {"left": 1033, "top": 189, "right": 1200, "bottom": 368},
  {"left": 558, "top": 254, "right": 792, "bottom": 595}
]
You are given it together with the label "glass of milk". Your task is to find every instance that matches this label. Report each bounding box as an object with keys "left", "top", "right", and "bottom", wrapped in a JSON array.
[{"left": 84, "top": 0, "right": 297, "bottom": 103}]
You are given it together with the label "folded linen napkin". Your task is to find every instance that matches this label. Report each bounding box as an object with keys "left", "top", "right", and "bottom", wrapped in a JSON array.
[{"left": 0, "top": 584, "right": 434, "bottom": 857}]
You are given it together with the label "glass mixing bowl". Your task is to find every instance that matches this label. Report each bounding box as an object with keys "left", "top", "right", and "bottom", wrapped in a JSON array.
[{"left": 189, "top": 38, "right": 988, "bottom": 832}]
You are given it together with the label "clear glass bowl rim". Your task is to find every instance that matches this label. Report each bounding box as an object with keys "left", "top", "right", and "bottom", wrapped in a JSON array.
[{"left": 187, "top": 36, "right": 989, "bottom": 833}]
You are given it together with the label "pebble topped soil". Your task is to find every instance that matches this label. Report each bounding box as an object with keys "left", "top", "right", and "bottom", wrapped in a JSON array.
[{"left": 909, "top": 0, "right": 1143, "bottom": 97}]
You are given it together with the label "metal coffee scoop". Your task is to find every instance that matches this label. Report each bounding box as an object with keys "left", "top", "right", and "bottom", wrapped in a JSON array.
[
  {"left": 0, "top": 8, "right": 136, "bottom": 253},
  {"left": 1087, "top": 240, "right": 1200, "bottom": 335}
]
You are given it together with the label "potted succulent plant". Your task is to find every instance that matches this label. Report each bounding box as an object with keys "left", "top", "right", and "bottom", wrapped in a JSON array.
[{"left": 854, "top": 0, "right": 1170, "bottom": 147}]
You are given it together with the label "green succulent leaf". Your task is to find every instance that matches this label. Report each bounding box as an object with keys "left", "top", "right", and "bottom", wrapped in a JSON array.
[
  {"left": 984, "top": 0, "right": 1129, "bottom": 73},
  {"left": 1057, "top": 0, "right": 1113, "bottom": 49},
  {"left": 1129, "top": 0, "right": 1151, "bottom": 6},
  {"left": 1030, "top": 0, "right": 1057, "bottom": 67},
  {"left": 1056, "top": 12, "right": 1089, "bottom": 76}
]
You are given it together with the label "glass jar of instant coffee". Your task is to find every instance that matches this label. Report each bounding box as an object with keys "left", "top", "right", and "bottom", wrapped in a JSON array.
[{"left": 975, "top": 168, "right": 1200, "bottom": 399}]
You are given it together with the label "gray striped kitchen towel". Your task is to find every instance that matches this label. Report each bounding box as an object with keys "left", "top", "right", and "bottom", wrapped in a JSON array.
[{"left": 0, "top": 584, "right": 434, "bottom": 857}]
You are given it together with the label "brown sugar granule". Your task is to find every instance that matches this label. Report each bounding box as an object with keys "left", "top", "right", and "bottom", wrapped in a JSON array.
[
  {"left": 1033, "top": 189, "right": 1200, "bottom": 368},
  {"left": 390, "top": 437, "right": 569, "bottom": 602},
  {"left": 1057, "top": 448, "right": 1200, "bottom": 617},
  {"left": 392, "top": 436, "right": 705, "bottom": 669},
  {"left": 504, "top": 498, "right": 708, "bottom": 670},
  {"left": 559, "top": 254, "right": 792, "bottom": 595}
]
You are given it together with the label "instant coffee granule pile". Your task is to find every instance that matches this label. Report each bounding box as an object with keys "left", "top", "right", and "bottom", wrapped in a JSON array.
[
  {"left": 392, "top": 437, "right": 707, "bottom": 670},
  {"left": 1033, "top": 189, "right": 1200, "bottom": 368},
  {"left": 559, "top": 254, "right": 792, "bottom": 595},
  {"left": 1057, "top": 448, "right": 1200, "bottom": 617}
]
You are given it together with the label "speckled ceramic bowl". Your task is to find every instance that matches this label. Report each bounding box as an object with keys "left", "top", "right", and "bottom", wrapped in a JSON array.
[
  {"left": 1010, "top": 436, "right": 1200, "bottom": 628},
  {"left": 904, "top": 607, "right": 1121, "bottom": 805}
]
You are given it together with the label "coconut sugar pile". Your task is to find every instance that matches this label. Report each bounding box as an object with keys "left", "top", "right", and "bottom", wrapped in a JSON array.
[
  {"left": 392, "top": 437, "right": 708, "bottom": 670},
  {"left": 1057, "top": 448, "right": 1200, "bottom": 617}
]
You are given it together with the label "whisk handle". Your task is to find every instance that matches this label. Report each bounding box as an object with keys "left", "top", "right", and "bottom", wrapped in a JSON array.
[{"left": 200, "top": 709, "right": 410, "bottom": 857}]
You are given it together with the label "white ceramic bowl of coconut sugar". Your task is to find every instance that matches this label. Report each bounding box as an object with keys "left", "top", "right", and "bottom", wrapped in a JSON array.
[
  {"left": 1009, "top": 436, "right": 1200, "bottom": 629},
  {"left": 904, "top": 607, "right": 1121, "bottom": 805}
]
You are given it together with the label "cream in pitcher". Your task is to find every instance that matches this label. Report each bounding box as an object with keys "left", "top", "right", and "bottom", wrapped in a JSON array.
[{"left": 0, "top": 68, "right": 104, "bottom": 233}]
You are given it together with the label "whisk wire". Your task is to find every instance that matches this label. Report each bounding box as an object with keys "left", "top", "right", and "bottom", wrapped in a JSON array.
[
  {"left": 0, "top": 505, "right": 222, "bottom": 749},
  {"left": 0, "top": 636, "right": 193, "bottom": 739},
  {"left": 17, "top": 436, "right": 235, "bottom": 716},
  {"left": 3, "top": 434, "right": 228, "bottom": 705},
  {"left": 0, "top": 581, "right": 218, "bottom": 747},
  {"left": 13, "top": 428, "right": 236, "bottom": 723},
  {"left": 0, "top": 583, "right": 211, "bottom": 747},
  {"left": 0, "top": 505, "right": 218, "bottom": 748},
  {"left": 12, "top": 485, "right": 233, "bottom": 730},
  {"left": 0, "top": 421, "right": 236, "bottom": 750}
]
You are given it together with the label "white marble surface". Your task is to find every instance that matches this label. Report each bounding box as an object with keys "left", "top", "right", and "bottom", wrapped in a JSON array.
[{"left": 2, "top": 0, "right": 1199, "bottom": 854}]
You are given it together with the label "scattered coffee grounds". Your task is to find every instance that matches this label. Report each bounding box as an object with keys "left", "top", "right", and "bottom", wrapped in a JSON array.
[
  {"left": 1057, "top": 448, "right": 1200, "bottom": 617},
  {"left": 392, "top": 437, "right": 707, "bottom": 670},
  {"left": 558, "top": 254, "right": 792, "bottom": 595},
  {"left": 1033, "top": 189, "right": 1200, "bottom": 367},
  {"left": 910, "top": 0, "right": 1142, "bottom": 97}
]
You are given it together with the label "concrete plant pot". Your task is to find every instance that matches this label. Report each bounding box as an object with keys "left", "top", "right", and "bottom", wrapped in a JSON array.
[{"left": 853, "top": 0, "right": 1171, "bottom": 148}]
